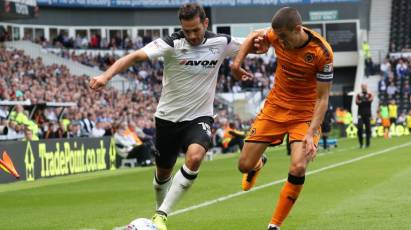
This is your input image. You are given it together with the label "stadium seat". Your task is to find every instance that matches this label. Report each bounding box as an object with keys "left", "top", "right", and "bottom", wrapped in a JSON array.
[{"left": 390, "top": 0, "right": 411, "bottom": 51}]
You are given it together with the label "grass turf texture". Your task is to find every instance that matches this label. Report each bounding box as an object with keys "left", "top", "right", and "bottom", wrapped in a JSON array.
[{"left": 1, "top": 136, "right": 410, "bottom": 230}]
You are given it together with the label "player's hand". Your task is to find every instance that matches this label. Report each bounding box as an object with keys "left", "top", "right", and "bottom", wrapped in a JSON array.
[
  {"left": 230, "top": 63, "right": 253, "bottom": 81},
  {"left": 302, "top": 134, "right": 317, "bottom": 161},
  {"left": 253, "top": 35, "right": 269, "bottom": 54},
  {"left": 89, "top": 74, "right": 110, "bottom": 90}
]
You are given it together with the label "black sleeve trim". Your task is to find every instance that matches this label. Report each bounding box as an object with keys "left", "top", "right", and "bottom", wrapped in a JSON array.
[
  {"left": 317, "top": 78, "right": 333, "bottom": 82},
  {"left": 221, "top": 34, "right": 232, "bottom": 44},
  {"left": 205, "top": 31, "right": 231, "bottom": 44},
  {"left": 317, "top": 71, "right": 333, "bottom": 75},
  {"left": 162, "top": 31, "right": 185, "bottom": 47}
]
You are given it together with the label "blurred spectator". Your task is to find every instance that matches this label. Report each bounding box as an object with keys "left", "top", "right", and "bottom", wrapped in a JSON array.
[
  {"left": 222, "top": 122, "right": 245, "bottom": 153},
  {"left": 321, "top": 105, "right": 334, "bottom": 150},
  {"left": 362, "top": 41, "right": 370, "bottom": 58},
  {"left": 63, "top": 122, "right": 81, "bottom": 138},
  {"left": 397, "top": 111, "right": 406, "bottom": 125},
  {"left": 386, "top": 82, "right": 398, "bottom": 99},
  {"left": 388, "top": 100, "right": 398, "bottom": 125},
  {"left": 335, "top": 107, "right": 345, "bottom": 137},
  {"left": 90, "top": 121, "right": 106, "bottom": 137},
  {"left": 407, "top": 111, "right": 411, "bottom": 132},
  {"left": 364, "top": 57, "right": 373, "bottom": 77},
  {"left": 395, "top": 59, "right": 408, "bottom": 80},
  {"left": 43, "top": 121, "right": 59, "bottom": 139},
  {"left": 380, "top": 58, "right": 391, "bottom": 79},
  {"left": 114, "top": 122, "right": 153, "bottom": 167},
  {"left": 23, "top": 127, "right": 39, "bottom": 141},
  {"left": 378, "top": 76, "right": 387, "bottom": 94},
  {"left": 379, "top": 103, "right": 390, "bottom": 139},
  {"left": 80, "top": 113, "right": 96, "bottom": 137}
]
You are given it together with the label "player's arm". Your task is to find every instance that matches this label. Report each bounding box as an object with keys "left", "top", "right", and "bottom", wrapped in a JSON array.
[
  {"left": 304, "top": 81, "right": 332, "bottom": 158},
  {"left": 90, "top": 37, "right": 172, "bottom": 90},
  {"left": 89, "top": 50, "right": 149, "bottom": 90},
  {"left": 231, "top": 28, "right": 270, "bottom": 81},
  {"left": 304, "top": 52, "right": 334, "bottom": 158},
  {"left": 309, "top": 82, "right": 332, "bottom": 135}
]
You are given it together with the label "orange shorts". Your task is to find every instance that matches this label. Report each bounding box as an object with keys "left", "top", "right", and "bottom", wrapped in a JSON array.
[
  {"left": 246, "top": 105, "right": 321, "bottom": 146},
  {"left": 382, "top": 118, "right": 390, "bottom": 128}
]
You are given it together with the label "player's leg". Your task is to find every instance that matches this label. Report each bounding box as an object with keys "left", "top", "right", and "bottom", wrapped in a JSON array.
[
  {"left": 238, "top": 142, "right": 268, "bottom": 173},
  {"left": 153, "top": 118, "right": 180, "bottom": 209},
  {"left": 268, "top": 142, "right": 307, "bottom": 228},
  {"left": 151, "top": 118, "right": 181, "bottom": 230},
  {"left": 153, "top": 166, "right": 173, "bottom": 208},
  {"left": 268, "top": 122, "right": 320, "bottom": 229},
  {"left": 239, "top": 114, "right": 286, "bottom": 191},
  {"left": 157, "top": 144, "right": 206, "bottom": 215},
  {"left": 157, "top": 116, "right": 213, "bottom": 216},
  {"left": 239, "top": 142, "right": 269, "bottom": 191}
]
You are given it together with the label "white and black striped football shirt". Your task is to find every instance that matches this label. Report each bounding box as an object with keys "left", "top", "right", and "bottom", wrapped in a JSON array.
[{"left": 142, "top": 31, "right": 241, "bottom": 122}]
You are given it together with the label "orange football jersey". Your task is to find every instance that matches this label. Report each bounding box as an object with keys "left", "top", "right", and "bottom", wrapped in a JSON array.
[{"left": 264, "top": 27, "right": 334, "bottom": 121}]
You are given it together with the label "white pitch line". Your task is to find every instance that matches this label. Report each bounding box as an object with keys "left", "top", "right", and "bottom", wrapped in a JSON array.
[
  {"left": 113, "top": 141, "right": 411, "bottom": 230},
  {"left": 169, "top": 142, "right": 411, "bottom": 216}
]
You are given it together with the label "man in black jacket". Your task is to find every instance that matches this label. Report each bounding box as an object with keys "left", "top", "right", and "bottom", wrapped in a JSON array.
[{"left": 356, "top": 84, "right": 373, "bottom": 148}]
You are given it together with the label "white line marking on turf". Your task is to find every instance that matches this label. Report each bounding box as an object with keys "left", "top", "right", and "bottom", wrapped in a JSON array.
[
  {"left": 169, "top": 142, "right": 411, "bottom": 216},
  {"left": 113, "top": 141, "right": 411, "bottom": 230}
]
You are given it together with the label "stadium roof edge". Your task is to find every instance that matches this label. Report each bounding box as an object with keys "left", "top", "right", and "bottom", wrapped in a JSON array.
[{"left": 36, "top": 0, "right": 360, "bottom": 9}]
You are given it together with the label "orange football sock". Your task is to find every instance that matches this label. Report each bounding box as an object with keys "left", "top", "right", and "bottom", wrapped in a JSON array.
[{"left": 270, "top": 174, "right": 304, "bottom": 226}]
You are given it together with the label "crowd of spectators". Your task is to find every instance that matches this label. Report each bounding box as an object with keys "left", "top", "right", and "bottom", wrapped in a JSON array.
[
  {"left": 378, "top": 56, "right": 411, "bottom": 110},
  {"left": 375, "top": 56, "right": 411, "bottom": 135},
  {"left": 50, "top": 47, "right": 276, "bottom": 95},
  {"left": 1, "top": 30, "right": 285, "bottom": 158},
  {"left": 0, "top": 48, "right": 158, "bottom": 142},
  {"left": 6, "top": 29, "right": 277, "bottom": 94},
  {"left": 36, "top": 31, "right": 155, "bottom": 51},
  {"left": 0, "top": 47, "right": 259, "bottom": 149}
]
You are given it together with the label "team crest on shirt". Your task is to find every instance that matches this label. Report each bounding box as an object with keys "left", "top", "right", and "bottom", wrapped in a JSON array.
[
  {"left": 249, "top": 128, "right": 256, "bottom": 137},
  {"left": 323, "top": 63, "right": 333, "bottom": 72},
  {"left": 304, "top": 52, "right": 315, "bottom": 63},
  {"left": 209, "top": 47, "right": 220, "bottom": 54}
]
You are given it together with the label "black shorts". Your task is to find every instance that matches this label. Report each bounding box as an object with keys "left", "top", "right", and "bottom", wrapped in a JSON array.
[{"left": 154, "top": 116, "right": 214, "bottom": 169}]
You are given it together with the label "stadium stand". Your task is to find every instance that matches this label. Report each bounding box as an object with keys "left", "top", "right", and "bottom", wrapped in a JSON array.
[{"left": 390, "top": 0, "right": 411, "bottom": 52}]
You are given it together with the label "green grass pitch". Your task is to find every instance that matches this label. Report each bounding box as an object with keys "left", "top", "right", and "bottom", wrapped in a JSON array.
[{"left": 1, "top": 136, "right": 410, "bottom": 230}]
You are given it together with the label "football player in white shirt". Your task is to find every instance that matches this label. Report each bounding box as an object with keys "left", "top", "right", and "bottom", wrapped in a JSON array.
[{"left": 90, "top": 3, "right": 245, "bottom": 230}]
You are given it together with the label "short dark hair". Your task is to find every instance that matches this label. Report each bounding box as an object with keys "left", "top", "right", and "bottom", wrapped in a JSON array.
[
  {"left": 178, "top": 3, "right": 206, "bottom": 22},
  {"left": 271, "top": 7, "right": 302, "bottom": 31}
]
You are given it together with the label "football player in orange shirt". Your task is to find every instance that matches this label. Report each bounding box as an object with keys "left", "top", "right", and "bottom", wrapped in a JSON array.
[{"left": 231, "top": 7, "right": 334, "bottom": 230}]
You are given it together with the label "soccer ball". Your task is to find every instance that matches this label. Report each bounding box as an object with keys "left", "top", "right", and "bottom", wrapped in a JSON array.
[{"left": 127, "top": 218, "right": 158, "bottom": 230}]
